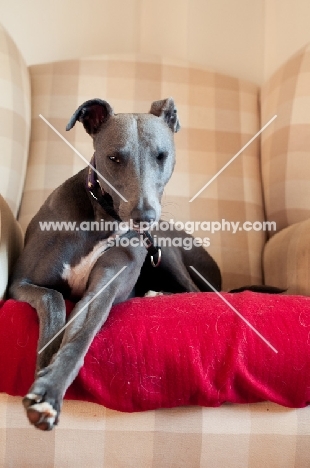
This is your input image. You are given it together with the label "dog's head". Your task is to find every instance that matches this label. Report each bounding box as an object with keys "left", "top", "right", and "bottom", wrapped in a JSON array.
[{"left": 66, "top": 98, "right": 180, "bottom": 228}]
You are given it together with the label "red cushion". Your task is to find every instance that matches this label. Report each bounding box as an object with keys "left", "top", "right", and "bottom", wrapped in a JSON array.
[{"left": 0, "top": 292, "right": 310, "bottom": 411}]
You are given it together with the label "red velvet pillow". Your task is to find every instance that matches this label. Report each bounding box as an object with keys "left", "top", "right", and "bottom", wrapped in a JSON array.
[{"left": 0, "top": 292, "right": 310, "bottom": 411}]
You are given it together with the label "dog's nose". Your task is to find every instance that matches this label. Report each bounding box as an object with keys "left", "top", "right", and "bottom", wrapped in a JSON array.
[{"left": 131, "top": 208, "right": 156, "bottom": 228}]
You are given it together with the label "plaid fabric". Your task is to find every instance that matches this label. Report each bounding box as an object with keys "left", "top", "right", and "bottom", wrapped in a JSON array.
[
  {"left": 1, "top": 394, "right": 309, "bottom": 468},
  {"left": 0, "top": 24, "right": 31, "bottom": 217},
  {"left": 264, "top": 218, "right": 310, "bottom": 296},
  {"left": 261, "top": 43, "right": 310, "bottom": 236},
  {"left": 18, "top": 54, "right": 265, "bottom": 290},
  {"left": 0, "top": 195, "right": 23, "bottom": 300}
]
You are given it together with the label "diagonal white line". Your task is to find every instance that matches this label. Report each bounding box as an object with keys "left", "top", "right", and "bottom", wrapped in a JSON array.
[
  {"left": 39, "top": 114, "right": 128, "bottom": 202},
  {"left": 189, "top": 114, "right": 277, "bottom": 202},
  {"left": 189, "top": 266, "right": 278, "bottom": 353},
  {"left": 38, "top": 266, "right": 127, "bottom": 354}
]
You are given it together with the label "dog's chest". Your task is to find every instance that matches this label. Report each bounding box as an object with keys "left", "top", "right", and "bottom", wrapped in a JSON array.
[{"left": 61, "top": 231, "right": 125, "bottom": 296}]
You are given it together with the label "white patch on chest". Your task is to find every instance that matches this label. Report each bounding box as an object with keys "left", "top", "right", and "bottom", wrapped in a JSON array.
[{"left": 62, "top": 230, "right": 126, "bottom": 296}]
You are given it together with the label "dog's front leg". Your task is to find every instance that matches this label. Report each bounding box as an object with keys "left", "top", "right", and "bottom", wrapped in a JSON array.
[
  {"left": 9, "top": 282, "right": 67, "bottom": 372},
  {"left": 22, "top": 246, "right": 146, "bottom": 430}
]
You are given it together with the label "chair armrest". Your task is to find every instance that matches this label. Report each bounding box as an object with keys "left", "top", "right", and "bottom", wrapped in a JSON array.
[
  {"left": 0, "top": 195, "right": 23, "bottom": 299},
  {"left": 263, "top": 219, "right": 310, "bottom": 296}
]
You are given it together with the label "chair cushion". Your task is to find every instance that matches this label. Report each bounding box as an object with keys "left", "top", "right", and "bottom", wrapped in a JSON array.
[{"left": 0, "top": 291, "right": 309, "bottom": 412}]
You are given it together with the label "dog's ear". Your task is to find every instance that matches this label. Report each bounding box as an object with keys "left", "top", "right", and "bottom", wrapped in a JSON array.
[
  {"left": 149, "top": 97, "right": 180, "bottom": 133},
  {"left": 66, "top": 99, "right": 113, "bottom": 135}
]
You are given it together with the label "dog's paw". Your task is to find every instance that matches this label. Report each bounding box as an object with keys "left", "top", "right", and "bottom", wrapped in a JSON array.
[
  {"left": 23, "top": 391, "right": 60, "bottom": 431},
  {"left": 144, "top": 290, "right": 164, "bottom": 297}
]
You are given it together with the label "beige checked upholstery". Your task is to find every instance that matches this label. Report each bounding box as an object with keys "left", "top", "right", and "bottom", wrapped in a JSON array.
[
  {"left": 261, "top": 43, "right": 310, "bottom": 234},
  {"left": 18, "top": 55, "right": 265, "bottom": 291},
  {"left": 264, "top": 218, "right": 310, "bottom": 295},
  {"left": 0, "top": 194, "right": 23, "bottom": 299},
  {"left": 1, "top": 394, "right": 310, "bottom": 468},
  {"left": 261, "top": 44, "right": 310, "bottom": 294},
  {"left": 0, "top": 24, "right": 31, "bottom": 218}
]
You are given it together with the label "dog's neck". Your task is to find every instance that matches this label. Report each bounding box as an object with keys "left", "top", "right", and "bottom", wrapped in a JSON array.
[{"left": 86, "top": 154, "right": 121, "bottom": 222}]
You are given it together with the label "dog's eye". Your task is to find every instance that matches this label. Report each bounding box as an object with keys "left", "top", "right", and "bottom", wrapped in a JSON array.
[
  {"left": 157, "top": 152, "right": 167, "bottom": 162},
  {"left": 108, "top": 155, "right": 120, "bottom": 163}
]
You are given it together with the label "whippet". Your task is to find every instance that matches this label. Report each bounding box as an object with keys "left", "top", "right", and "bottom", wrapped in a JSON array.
[{"left": 9, "top": 98, "right": 222, "bottom": 430}]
